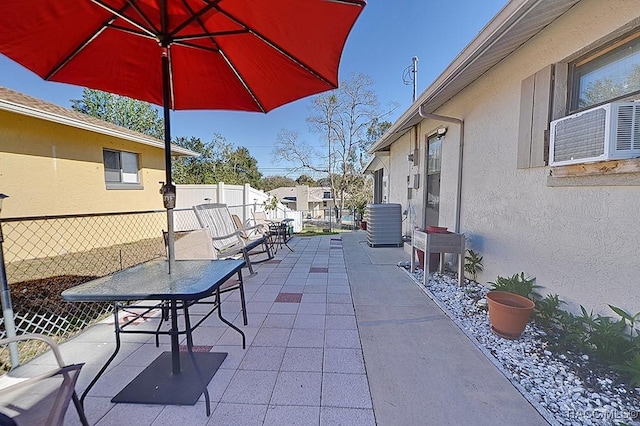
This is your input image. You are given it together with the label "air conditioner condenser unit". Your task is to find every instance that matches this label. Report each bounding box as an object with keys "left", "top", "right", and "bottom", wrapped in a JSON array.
[{"left": 549, "top": 101, "right": 640, "bottom": 166}]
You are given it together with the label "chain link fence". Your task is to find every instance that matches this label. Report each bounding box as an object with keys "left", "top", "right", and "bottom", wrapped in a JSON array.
[{"left": 0, "top": 208, "right": 198, "bottom": 370}]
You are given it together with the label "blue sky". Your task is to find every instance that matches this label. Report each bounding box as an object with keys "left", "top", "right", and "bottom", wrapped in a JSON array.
[{"left": 0, "top": 1, "right": 507, "bottom": 178}]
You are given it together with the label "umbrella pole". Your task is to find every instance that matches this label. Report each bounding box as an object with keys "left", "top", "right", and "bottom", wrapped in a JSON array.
[{"left": 161, "top": 47, "right": 176, "bottom": 274}]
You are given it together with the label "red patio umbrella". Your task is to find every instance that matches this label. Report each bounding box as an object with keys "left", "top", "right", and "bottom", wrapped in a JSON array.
[{"left": 0, "top": 0, "right": 366, "bottom": 268}]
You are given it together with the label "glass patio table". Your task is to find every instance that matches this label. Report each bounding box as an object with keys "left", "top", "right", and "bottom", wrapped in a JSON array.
[{"left": 61, "top": 258, "right": 245, "bottom": 416}]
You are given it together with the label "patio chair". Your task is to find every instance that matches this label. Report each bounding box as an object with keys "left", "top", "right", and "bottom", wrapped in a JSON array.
[
  {"left": 193, "top": 203, "right": 273, "bottom": 276},
  {"left": 161, "top": 229, "right": 248, "bottom": 325},
  {"left": 0, "top": 334, "right": 89, "bottom": 426}
]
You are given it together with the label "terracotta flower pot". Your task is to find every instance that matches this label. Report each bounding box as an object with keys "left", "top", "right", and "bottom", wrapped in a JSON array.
[{"left": 486, "top": 291, "right": 535, "bottom": 340}]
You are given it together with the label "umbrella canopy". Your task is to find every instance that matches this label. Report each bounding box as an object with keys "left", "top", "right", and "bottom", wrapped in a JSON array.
[
  {"left": 0, "top": 0, "right": 365, "bottom": 112},
  {"left": 0, "top": 0, "right": 365, "bottom": 270}
]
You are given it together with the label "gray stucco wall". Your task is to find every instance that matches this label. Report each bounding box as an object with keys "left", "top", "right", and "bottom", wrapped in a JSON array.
[{"left": 385, "top": 0, "right": 640, "bottom": 314}]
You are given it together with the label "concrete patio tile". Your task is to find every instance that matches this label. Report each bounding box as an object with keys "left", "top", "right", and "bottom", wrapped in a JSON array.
[
  {"left": 250, "top": 291, "right": 280, "bottom": 303},
  {"left": 327, "top": 285, "right": 352, "bottom": 294},
  {"left": 294, "top": 314, "right": 326, "bottom": 330},
  {"left": 320, "top": 407, "right": 376, "bottom": 426},
  {"left": 215, "top": 345, "right": 248, "bottom": 370},
  {"left": 208, "top": 402, "right": 267, "bottom": 426},
  {"left": 302, "top": 286, "right": 327, "bottom": 294},
  {"left": 281, "top": 347, "right": 324, "bottom": 372},
  {"left": 66, "top": 396, "right": 113, "bottom": 426},
  {"left": 327, "top": 303, "right": 355, "bottom": 315},
  {"left": 325, "top": 315, "right": 357, "bottom": 330},
  {"left": 239, "top": 346, "right": 285, "bottom": 371},
  {"left": 205, "top": 367, "right": 235, "bottom": 402},
  {"left": 280, "top": 284, "right": 306, "bottom": 293},
  {"left": 288, "top": 328, "right": 325, "bottom": 348},
  {"left": 324, "top": 348, "right": 365, "bottom": 374},
  {"left": 151, "top": 403, "right": 211, "bottom": 425},
  {"left": 94, "top": 402, "right": 164, "bottom": 426},
  {"left": 261, "top": 313, "right": 296, "bottom": 329},
  {"left": 327, "top": 293, "right": 353, "bottom": 304},
  {"left": 245, "top": 301, "right": 274, "bottom": 313},
  {"left": 325, "top": 329, "right": 361, "bottom": 349},
  {"left": 270, "top": 371, "right": 322, "bottom": 406},
  {"left": 263, "top": 405, "right": 320, "bottom": 426},
  {"left": 321, "top": 373, "right": 372, "bottom": 409},
  {"left": 306, "top": 276, "right": 328, "bottom": 284},
  {"left": 301, "top": 293, "right": 327, "bottom": 303},
  {"left": 297, "top": 302, "right": 327, "bottom": 315},
  {"left": 220, "top": 370, "right": 278, "bottom": 404},
  {"left": 252, "top": 327, "right": 292, "bottom": 347},
  {"left": 231, "top": 311, "right": 267, "bottom": 327},
  {"left": 269, "top": 302, "right": 300, "bottom": 314},
  {"left": 259, "top": 283, "right": 284, "bottom": 293},
  {"left": 217, "top": 326, "right": 258, "bottom": 346},
  {"left": 184, "top": 325, "right": 228, "bottom": 346}
]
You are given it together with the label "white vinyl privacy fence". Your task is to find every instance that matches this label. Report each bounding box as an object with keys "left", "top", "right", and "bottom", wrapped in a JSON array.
[{"left": 175, "top": 183, "right": 303, "bottom": 232}]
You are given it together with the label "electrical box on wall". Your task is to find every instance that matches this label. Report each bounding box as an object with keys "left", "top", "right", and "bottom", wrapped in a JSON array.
[
  {"left": 407, "top": 149, "right": 419, "bottom": 166},
  {"left": 407, "top": 174, "right": 420, "bottom": 189}
]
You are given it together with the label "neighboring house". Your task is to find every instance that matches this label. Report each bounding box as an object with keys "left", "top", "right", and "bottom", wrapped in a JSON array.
[
  {"left": 368, "top": 0, "right": 640, "bottom": 313},
  {"left": 268, "top": 185, "right": 336, "bottom": 218},
  {"left": 0, "top": 87, "right": 197, "bottom": 218}
]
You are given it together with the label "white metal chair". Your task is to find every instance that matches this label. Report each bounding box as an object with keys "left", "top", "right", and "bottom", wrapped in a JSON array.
[{"left": 193, "top": 203, "right": 273, "bottom": 275}]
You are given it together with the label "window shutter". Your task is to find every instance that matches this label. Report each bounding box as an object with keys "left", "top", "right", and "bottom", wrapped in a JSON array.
[{"left": 517, "top": 65, "right": 553, "bottom": 168}]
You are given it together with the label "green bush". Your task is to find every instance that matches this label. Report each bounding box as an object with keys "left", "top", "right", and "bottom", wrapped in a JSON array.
[{"left": 488, "top": 272, "right": 540, "bottom": 300}]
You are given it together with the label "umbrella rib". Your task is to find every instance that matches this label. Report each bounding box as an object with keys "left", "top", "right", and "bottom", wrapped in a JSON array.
[
  {"left": 218, "top": 49, "right": 266, "bottom": 112},
  {"left": 44, "top": 1, "right": 153, "bottom": 81},
  {"left": 217, "top": 8, "right": 337, "bottom": 89},
  {"left": 90, "top": 0, "right": 158, "bottom": 39},
  {"left": 169, "top": 0, "right": 223, "bottom": 39},
  {"left": 172, "top": 29, "right": 246, "bottom": 43}
]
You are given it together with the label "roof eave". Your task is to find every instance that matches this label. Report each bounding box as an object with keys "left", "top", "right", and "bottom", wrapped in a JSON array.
[
  {"left": 369, "top": 0, "right": 580, "bottom": 153},
  {"left": 0, "top": 98, "right": 199, "bottom": 157}
]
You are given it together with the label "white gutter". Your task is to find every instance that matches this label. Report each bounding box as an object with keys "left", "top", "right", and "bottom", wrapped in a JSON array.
[
  {"left": 418, "top": 107, "right": 464, "bottom": 234},
  {"left": 0, "top": 99, "right": 198, "bottom": 157}
]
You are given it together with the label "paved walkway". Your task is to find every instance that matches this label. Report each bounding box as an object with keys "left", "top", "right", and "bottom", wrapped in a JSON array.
[{"left": 24, "top": 232, "right": 546, "bottom": 425}]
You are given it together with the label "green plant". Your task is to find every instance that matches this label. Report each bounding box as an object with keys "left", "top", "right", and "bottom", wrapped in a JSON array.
[
  {"left": 534, "top": 293, "right": 565, "bottom": 327},
  {"left": 262, "top": 195, "right": 279, "bottom": 212},
  {"left": 464, "top": 249, "right": 483, "bottom": 282},
  {"left": 608, "top": 305, "right": 640, "bottom": 339},
  {"left": 613, "top": 353, "right": 640, "bottom": 387},
  {"left": 488, "top": 272, "right": 540, "bottom": 300}
]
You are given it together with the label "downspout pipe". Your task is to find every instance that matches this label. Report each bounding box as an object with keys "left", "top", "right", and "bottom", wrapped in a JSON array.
[{"left": 418, "top": 106, "right": 464, "bottom": 234}]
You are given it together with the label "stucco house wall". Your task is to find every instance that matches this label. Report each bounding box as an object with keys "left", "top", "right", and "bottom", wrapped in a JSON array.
[
  {"left": 0, "top": 87, "right": 197, "bottom": 261},
  {"left": 0, "top": 110, "right": 168, "bottom": 217},
  {"left": 372, "top": 0, "right": 640, "bottom": 314}
]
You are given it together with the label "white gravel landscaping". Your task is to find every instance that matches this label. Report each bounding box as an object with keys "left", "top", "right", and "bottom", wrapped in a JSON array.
[{"left": 405, "top": 268, "right": 640, "bottom": 426}]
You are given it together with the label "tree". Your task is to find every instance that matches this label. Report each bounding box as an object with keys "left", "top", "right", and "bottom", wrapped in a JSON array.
[
  {"left": 258, "top": 175, "right": 298, "bottom": 192},
  {"left": 71, "top": 89, "right": 164, "bottom": 139},
  {"left": 272, "top": 73, "right": 395, "bottom": 217},
  {"left": 171, "top": 136, "right": 217, "bottom": 184},
  {"left": 296, "top": 174, "right": 317, "bottom": 186},
  {"left": 172, "top": 134, "right": 262, "bottom": 186}
]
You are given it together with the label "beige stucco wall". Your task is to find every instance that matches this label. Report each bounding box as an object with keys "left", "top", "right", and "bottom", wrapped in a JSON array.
[
  {"left": 0, "top": 110, "right": 166, "bottom": 218},
  {"left": 388, "top": 0, "right": 640, "bottom": 314}
]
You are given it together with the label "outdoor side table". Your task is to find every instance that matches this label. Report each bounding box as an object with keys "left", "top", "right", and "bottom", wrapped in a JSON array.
[
  {"left": 61, "top": 258, "right": 245, "bottom": 416},
  {"left": 411, "top": 230, "right": 465, "bottom": 286}
]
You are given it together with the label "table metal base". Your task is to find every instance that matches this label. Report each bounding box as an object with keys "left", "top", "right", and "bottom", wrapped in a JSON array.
[{"left": 112, "top": 351, "right": 227, "bottom": 405}]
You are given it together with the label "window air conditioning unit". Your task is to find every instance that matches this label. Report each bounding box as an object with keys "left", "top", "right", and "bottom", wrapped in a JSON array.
[{"left": 549, "top": 101, "right": 640, "bottom": 166}]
